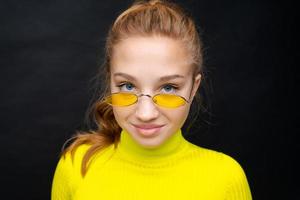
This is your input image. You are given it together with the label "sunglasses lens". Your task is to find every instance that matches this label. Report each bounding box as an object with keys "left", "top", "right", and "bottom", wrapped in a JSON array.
[
  {"left": 153, "top": 94, "right": 186, "bottom": 108},
  {"left": 106, "top": 93, "right": 137, "bottom": 106}
]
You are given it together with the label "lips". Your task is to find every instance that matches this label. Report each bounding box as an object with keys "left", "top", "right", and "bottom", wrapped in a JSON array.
[{"left": 132, "top": 124, "right": 165, "bottom": 137}]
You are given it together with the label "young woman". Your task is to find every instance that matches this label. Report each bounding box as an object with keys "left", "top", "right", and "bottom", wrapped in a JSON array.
[{"left": 51, "top": 0, "right": 252, "bottom": 199}]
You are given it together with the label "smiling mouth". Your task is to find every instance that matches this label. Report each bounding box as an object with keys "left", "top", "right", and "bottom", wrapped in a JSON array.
[{"left": 132, "top": 124, "right": 165, "bottom": 137}]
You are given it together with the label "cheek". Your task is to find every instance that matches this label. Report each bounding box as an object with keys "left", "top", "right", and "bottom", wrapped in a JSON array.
[
  {"left": 112, "top": 107, "right": 132, "bottom": 126},
  {"left": 164, "top": 105, "right": 191, "bottom": 125}
]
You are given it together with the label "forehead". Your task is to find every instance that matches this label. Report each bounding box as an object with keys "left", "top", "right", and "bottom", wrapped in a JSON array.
[{"left": 110, "top": 36, "right": 193, "bottom": 80}]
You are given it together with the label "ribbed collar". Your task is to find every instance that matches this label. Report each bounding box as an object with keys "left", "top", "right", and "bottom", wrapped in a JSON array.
[{"left": 116, "top": 129, "right": 187, "bottom": 163}]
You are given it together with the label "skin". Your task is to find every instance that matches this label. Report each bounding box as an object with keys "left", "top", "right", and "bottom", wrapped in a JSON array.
[{"left": 110, "top": 36, "right": 201, "bottom": 148}]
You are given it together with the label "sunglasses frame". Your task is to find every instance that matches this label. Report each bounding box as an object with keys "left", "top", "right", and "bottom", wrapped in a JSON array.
[{"left": 104, "top": 92, "right": 190, "bottom": 108}]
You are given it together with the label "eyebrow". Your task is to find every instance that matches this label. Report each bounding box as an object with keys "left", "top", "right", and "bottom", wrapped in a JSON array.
[
  {"left": 159, "top": 74, "right": 185, "bottom": 82},
  {"left": 113, "top": 72, "right": 185, "bottom": 82},
  {"left": 113, "top": 73, "right": 136, "bottom": 81}
]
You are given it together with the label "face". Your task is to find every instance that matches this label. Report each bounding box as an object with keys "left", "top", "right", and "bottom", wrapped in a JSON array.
[{"left": 110, "top": 36, "right": 201, "bottom": 148}]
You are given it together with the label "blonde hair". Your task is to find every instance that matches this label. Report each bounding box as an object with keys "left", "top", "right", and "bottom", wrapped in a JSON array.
[{"left": 63, "top": 0, "right": 204, "bottom": 176}]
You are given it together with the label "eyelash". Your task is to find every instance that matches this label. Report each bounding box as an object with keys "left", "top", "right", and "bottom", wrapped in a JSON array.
[
  {"left": 161, "top": 84, "right": 179, "bottom": 93},
  {"left": 116, "top": 82, "right": 135, "bottom": 91},
  {"left": 116, "top": 82, "right": 179, "bottom": 93}
]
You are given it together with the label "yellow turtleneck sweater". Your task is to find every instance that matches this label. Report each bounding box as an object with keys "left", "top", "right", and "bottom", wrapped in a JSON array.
[{"left": 51, "top": 129, "right": 252, "bottom": 200}]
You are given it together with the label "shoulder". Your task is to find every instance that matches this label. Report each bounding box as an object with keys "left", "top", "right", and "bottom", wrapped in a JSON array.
[
  {"left": 54, "top": 144, "right": 91, "bottom": 178},
  {"left": 184, "top": 141, "right": 247, "bottom": 176},
  {"left": 57, "top": 143, "right": 116, "bottom": 173},
  {"left": 61, "top": 144, "right": 90, "bottom": 165},
  {"left": 51, "top": 144, "right": 91, "bottom": 199},
  {"left": 184, "top": 142, "right": 252, "bottom": 198}
]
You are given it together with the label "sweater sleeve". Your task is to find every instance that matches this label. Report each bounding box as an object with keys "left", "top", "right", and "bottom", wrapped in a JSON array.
[
  {"left": 51, "top": 153, "right": 75, "bottom": 200},
  {"left": 51, "top": 145, "right": 87, "bottom": 200},
  {"left": 223, "top": 154, "right": 252, "bottom": 200}
]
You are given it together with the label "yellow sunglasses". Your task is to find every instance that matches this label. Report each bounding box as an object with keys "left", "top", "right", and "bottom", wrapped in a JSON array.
[{"left": 104, "top": 92, "right": 189, "bottom": 108}]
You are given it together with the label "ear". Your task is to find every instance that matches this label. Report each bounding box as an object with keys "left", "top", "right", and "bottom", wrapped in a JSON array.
[{"left": 190, "top": 73, "right": 201, "bottom": 101}]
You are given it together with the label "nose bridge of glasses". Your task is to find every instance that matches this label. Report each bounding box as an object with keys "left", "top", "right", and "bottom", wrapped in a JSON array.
[
  {"left": 138, "top": 94, "right": 152, "bottom": 98},
  {"left": 137, "top": 93, "right": 155, "bottom": 104}
]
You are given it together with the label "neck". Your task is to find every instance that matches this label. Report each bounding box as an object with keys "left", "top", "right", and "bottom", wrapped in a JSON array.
[{"left": 117, "top": 129, "right": 186, "bottom": 161}]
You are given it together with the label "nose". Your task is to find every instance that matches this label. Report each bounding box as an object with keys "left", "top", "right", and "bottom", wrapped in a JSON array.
[{"left": 135, "top": 95, "right": 159, "bottom": 121}]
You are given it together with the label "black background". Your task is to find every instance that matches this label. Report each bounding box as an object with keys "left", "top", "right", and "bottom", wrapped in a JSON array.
[{"left": 0, "top": 0, "right": 296, "bottom": 199}]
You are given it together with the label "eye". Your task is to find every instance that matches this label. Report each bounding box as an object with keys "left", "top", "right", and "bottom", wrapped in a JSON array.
[
  {"left": 161, "top": 84, "right": 178, "bottom": 93},
  {"left": 117, "top": 82, "right": 135, "bottom": 92}
]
